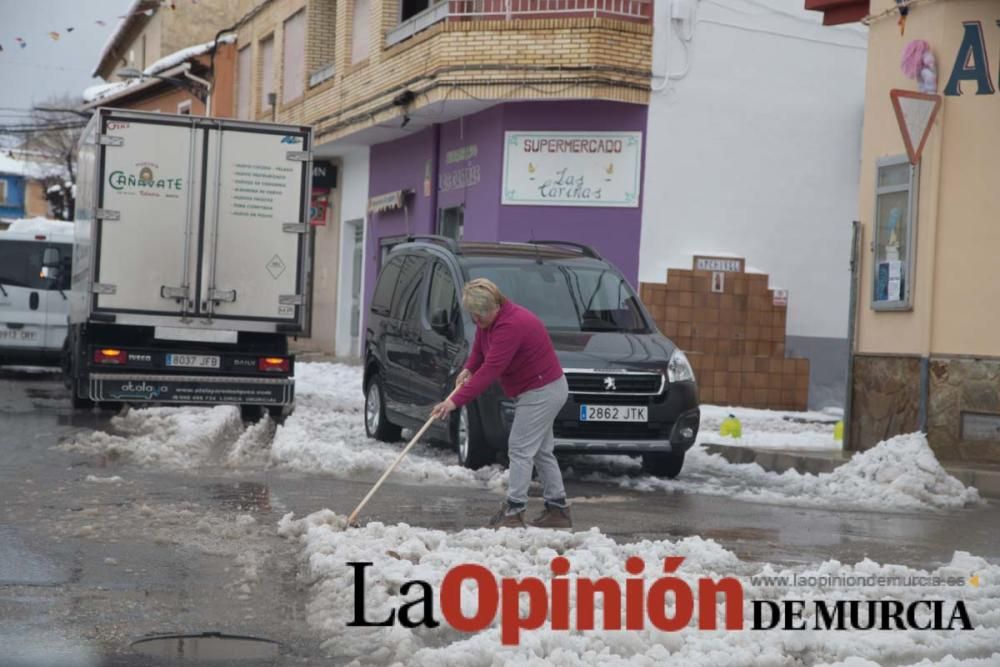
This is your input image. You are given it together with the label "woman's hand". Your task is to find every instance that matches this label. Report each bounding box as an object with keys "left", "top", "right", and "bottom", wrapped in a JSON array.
[
  {"left": 455, "top": 369, "right": 471, "bottom": 389},
  {"left": 431, "top": 399, "right": 457, "bottom": 421}
]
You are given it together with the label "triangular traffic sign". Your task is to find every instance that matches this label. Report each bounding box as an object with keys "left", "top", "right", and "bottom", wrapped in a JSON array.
[{"left": 890, "top": 89, "right": 942, "bottom": 165}]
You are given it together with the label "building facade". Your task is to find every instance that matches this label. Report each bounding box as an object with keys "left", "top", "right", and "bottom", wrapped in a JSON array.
[
  {"left": 639, "top": 0, "right": 867, "bottom": 409},
  {"left": 236, "top": 0, "right": 654, "bottom": 357},
  {"left": 0, "top": 155, "right": 56, "bottom": 221},
  {"left": 813, "top": 0, "right": 1000, "bottom": 464}
]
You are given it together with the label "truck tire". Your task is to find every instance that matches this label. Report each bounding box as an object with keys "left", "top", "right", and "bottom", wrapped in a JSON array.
[
  {"left": 267, "top": 406, "right": 288, "bottom": 426},
  {"left": 455, "top": 404, "right": 495, "bottom": 469},
  {"left": 240, "top": 405, "right": 262, "bottom": 422},
  {"left": 365, "top": 374, "right": 401, "bottom": 442},
  {"left": 641, "top": 450, "right": 686, "bottom": 479},
  {"left": 66, "top": 333, "right": 94, "bottom": 410}
]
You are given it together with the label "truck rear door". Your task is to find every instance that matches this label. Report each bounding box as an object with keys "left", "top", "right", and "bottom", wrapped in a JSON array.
[
  {"left": 200, "top": 126, "right": 310, "bottom": 326},
  {"left": 95, "top": 116, "right": 199, "bottom": 316}
]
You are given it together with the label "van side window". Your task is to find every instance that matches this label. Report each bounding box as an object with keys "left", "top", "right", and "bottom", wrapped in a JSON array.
[
  {"left": 427, "top": 261, "right": 458, "bottom": 333},
  {"left": 371, "top": 255, "right": 403, "bottom": 314},
  {"left": 391, "top": 254, "right": 428, "bottom": 322}
]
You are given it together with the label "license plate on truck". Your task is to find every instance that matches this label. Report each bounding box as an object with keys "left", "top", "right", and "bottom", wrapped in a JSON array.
[
  {"left": 579, "top": 405, "right": 648, "bottom": 422},
  {"left": 166, "top": 354, "right": 220, "bottom": 369}
]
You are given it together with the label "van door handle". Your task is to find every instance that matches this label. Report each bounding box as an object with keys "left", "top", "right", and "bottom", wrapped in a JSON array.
[{"left": 29, "top": 292, "right": 39, "bottom": 310}]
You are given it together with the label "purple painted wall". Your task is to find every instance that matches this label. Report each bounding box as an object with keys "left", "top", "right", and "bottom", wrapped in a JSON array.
[{"left": 364, "top": 100, "right": 648, "bottom": 327}]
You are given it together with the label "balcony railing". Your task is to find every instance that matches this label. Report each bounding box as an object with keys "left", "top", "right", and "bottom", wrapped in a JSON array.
[{"left": 387, "top": 0, "right": 652, "bottom": 47}]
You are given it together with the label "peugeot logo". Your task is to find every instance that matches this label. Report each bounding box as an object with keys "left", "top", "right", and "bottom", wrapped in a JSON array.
[{"left": 604, "top": 376, "right": 616, "bottom": 391}]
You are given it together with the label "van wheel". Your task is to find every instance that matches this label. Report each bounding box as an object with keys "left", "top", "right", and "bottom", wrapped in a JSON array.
[
  {"left": 365, "top": 374, "right": 401, "bottom": 442},
  {"left": 455, "top": 404, "right": 494, "bottom": 469},
  {"left": 69, "top": 362, "right": 94, "bottom": 410},
  {"left": 642, "top": 450, "right": 685, "bottom": 479}
]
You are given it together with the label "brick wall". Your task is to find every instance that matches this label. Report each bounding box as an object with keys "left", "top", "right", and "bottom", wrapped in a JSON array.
[
  {"left": 236, "top": 1, "right": 652, "bottom": 142},
  {"left": 161, "top": 0, "right": 258, "bottom": 55},
  {"left": 640, "top": 259, "right": 810, "bottom": 410}
]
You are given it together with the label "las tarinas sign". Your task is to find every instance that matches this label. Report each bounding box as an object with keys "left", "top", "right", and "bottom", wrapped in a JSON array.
[
  {"left": 502, "top": 131, "right": 642, "bottom": 208},
  {"left": 944, "top": 20, "right": 1000, "bottom": 96}
]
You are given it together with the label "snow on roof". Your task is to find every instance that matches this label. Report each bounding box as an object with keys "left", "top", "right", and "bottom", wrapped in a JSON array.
[
  {"left": 83, "top": 34, "right": 236, "bottom": 104},
  {"left": 2, "top": 217, "right": 75, "bottom": 239},
  {"left": 92, "top": 0, "right": 147, "bottom": 77},
  {"left": 0, "top": 152, "right": 67, "bottom": 180}
]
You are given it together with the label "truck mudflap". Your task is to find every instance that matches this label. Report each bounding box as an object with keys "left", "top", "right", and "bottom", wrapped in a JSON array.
[{"left": 89, "top": 373, "right": 293, "bottom": 406}]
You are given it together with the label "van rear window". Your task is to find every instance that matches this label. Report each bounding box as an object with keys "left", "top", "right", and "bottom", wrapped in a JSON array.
[
  {"left": 0, "top": 240, "right": 71, "bottom": 291},
  {"left": 466, "top": 262, "right": 650, "bottom": 334}
]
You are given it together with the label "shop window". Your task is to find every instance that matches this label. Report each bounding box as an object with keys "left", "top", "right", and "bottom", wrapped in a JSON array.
[
  {"left": 872, "top": 155, "right": 918, "bottom": 311},
  {"left": 282, "top": 10, "right": 306, "bottom": 103},
  {"left": 437, "top": 205, "right": 464, "bottom": 241},
  {"left": 236, "top": 45, "right": 251, "bottom": 120},
  {"left": 259, "top": 35, "right": 275, "bottom": 112},
  {"left": 352, "top": 0, "right": 371, "bottom": 64}
]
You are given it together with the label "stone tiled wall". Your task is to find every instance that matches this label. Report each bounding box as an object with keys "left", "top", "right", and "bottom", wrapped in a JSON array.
[
  {"left": 640, "top": 261, "right": 810, "bottom": 410},
  {"left": 849, "top": 354, "right": 920, "bottom": 452},
  {"left": 927, "top": 357, "right": 1000, "bottom": 464}
]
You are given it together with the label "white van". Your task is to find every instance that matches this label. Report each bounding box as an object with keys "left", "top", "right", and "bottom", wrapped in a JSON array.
[{"left": 0, "top": 219, "right": 74, "bottom": 367}]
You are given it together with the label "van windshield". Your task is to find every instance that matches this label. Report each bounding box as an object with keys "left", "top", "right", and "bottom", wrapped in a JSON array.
[
  {"left": 466, "top": 261, "right": 650, "bottom": 333},
  {"left": 0, "top": 240, "right": 72, "bottom": 291}
]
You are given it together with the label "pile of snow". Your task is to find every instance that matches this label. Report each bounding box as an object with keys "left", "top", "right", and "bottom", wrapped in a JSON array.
[
  {"left": 3, "top": 217, "right": 75, "bottom": 238},
  {"left": 278, "top": 510, "right": 1000, "bottom": 666},
  {"left": 697, "top": 404, "right": 842, "bottom": 452},
  {"left": 65, "top": 363, "right": 980, "bottom": 513},
  {"left": 587, "top": 433, "right": 980, "bottom": 512},
  {"left": 0, "top": 152, "right": 67, "bottom": 180},
  {"left": 269, "top": 363, "right": 506, "bottom": 488},
  {"left": 64, "top": 405, "right": 244, "bottom": 468}
]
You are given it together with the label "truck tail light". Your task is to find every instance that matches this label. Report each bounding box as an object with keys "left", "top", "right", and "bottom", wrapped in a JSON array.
[
  {"left": 94, "top": 348, "right": 124, "bottom": 365},
  {"left": 258, "top": 357, "right": 289, "bottom": 373}
]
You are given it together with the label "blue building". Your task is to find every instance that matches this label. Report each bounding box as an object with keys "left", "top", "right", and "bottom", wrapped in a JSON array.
[{"left": 0, "top": 169, "right": 28, "bottom": 219}]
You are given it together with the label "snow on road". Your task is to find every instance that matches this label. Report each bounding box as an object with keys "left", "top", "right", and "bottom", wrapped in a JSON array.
[
  {"left": 64, "top": 363, "right": 980, "bottom": 512},
  {"left": 278, "top": 510, "right": 1000, "bottom": 666}
]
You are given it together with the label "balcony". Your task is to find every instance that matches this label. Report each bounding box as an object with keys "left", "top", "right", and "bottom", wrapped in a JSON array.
[{"left": 387, "top": 0, "right": 652, "bottom": 47}]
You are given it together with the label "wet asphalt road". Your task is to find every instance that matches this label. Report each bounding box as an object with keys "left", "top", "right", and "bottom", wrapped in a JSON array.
[{"left": 1, "top": 368, "right": 999, "bottom": 666}]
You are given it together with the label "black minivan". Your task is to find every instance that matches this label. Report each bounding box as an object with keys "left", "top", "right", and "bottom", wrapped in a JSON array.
[{"left": 363, "top": 237, "right": 700, "bottom": 478}]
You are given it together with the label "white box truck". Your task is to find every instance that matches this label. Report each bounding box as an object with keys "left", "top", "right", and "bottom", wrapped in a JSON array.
[{"left": 66, "top": 108, "right": 313, "bottom": 420}]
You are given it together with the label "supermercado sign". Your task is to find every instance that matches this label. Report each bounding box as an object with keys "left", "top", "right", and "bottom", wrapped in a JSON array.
[{"left": 501, "top": 131, "right": 642, "bottom": 208}]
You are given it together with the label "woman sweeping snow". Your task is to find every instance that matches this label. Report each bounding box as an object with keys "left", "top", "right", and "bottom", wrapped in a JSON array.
[{"left": 430, "top": 278, "right": 571, "bottom": 529}]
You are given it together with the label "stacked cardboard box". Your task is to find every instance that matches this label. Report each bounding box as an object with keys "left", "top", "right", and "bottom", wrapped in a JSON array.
[{"left": 639, "top": 259, "right": 809, "bottom": 410}]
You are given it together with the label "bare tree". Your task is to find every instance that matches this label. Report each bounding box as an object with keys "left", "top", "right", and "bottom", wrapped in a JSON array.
[{"left": 22, "top": 95, "right": 89, "bottom": 221}]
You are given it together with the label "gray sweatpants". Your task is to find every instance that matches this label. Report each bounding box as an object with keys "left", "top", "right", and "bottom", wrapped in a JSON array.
[{"left": 506, "top": 375, "right": 570, "bottom": 508}]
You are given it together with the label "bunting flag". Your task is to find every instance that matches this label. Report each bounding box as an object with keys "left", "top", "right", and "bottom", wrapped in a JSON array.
[{"left": 1, "top": 1, "right": 205, "bottom": 56}]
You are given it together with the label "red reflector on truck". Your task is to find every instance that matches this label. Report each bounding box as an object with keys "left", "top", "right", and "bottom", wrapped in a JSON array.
[
  {"left": 258, "top": 357, "right": 289, "bottom": 372},
  {"left": 94, "top": 349, "right": 124, "bottom": 364}
]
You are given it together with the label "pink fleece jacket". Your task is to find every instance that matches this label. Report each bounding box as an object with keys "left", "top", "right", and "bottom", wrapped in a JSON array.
[{"left": 451, "top": 300, "right": 564, "bottom": 407}]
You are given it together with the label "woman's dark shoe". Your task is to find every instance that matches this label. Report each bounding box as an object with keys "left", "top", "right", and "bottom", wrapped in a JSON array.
[
  {"left": 487, "top": 501, "right": 526, "bottom": 529},
  {"left": 530, "top": 505, "right": 572, "bottom": 529}
]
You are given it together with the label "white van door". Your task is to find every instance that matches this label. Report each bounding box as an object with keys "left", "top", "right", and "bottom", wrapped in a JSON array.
[
  {"left": 42, "top": 242, "right": 73, "bottom": 351},
  {"left": 0, "top": 239, "right": 47, "bottom": 354}
]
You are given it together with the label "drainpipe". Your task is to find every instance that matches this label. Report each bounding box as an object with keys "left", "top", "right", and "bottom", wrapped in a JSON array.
[
  {"left": 843, "top": 220, "right": 861, "bottom": 451},
  {"left": 430, "top": 123, "right": 441, "bottom": 234}
]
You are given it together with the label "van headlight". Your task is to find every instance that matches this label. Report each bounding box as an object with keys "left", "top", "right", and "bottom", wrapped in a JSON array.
[{"left": 667, "top": 349, "right": 695, "bottom": 383}]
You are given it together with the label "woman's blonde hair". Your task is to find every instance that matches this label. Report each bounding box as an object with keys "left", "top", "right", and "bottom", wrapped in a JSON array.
[{"left": 462, "top": 278, "right": 506, "bottom": 317}]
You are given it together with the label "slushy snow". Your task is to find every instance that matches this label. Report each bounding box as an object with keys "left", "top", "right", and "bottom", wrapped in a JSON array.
[
  {"left": 697, "top": 404, "right": 842, "bottom": 452},
  {"left": 65, "top": 363, "right": 980, "bottom": 512},
  {"left": 278, "top": 510, "right": 1000, "bottom": 666}
]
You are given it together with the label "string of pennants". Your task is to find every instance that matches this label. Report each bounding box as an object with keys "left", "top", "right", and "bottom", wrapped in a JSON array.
[{"left": 0, "top": 1, "right": 197, "bottom": 53}]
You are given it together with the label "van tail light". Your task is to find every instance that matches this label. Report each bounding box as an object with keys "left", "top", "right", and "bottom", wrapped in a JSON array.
[
  {"left": 258, "top": 357, "right": 289, "bottom": 373},
  {"left": 94, "top": 348, "right": 124, "bottom": 365}
]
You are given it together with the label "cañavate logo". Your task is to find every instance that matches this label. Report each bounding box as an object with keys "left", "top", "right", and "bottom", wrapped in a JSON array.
[{"left": 109, "top": 165, "right": 182, "bottom": 191}]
